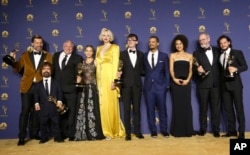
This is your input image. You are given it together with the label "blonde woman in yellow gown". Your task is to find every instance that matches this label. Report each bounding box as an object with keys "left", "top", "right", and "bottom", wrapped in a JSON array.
[{"left": 95, "top": 28, "right": 125, "bottom": 139}]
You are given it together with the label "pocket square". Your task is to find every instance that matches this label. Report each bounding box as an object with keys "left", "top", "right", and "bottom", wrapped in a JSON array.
[{"left": 159, "top": 60, "right": 164, "bottom": 63}]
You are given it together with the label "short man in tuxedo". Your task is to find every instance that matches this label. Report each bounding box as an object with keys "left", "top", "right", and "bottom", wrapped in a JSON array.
[
  {"left": 53, "top": 40, "right": 83, "bottom": 141},
  {"left": 10, "top": 35, "right": 53, "bottom": 146},
  {"left": 143, "top": 36, "right": 170, "bottom": 138},
  {"left": 120, "top": 33, "right": 145, "bottom": 141},
  {"left": 34, "top": 62, "right": 64, "bottom": 144},
  {"left": 217, "top": 35, "right": 248, "bottom": 139},
  {"left": 193, "top": 33, "right": 221, "bottom": 137}
]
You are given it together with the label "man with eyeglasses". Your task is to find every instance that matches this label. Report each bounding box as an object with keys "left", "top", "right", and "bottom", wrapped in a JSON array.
[{"left": 120, "top": 33, "right": 145, "bottom": 141}]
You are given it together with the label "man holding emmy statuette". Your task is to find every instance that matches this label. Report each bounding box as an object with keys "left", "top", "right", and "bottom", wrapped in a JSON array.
[
  {"left": 6, "top": 35, "right": 53, "bottom": 146},
  {"left": 193, "top": 33, "right": 221, "bottom": 137},
  {"left": 34, "top": 62, "right": 64, "bottom": 144},
  {"left": 52, "top": 40, "right": 83, "bottom": 141},
  {"left": 217, "top": 35, "right": 248, "bottom": 139},
  {"left": 120, "top": 33, "right": 145, "bottom": 141}
]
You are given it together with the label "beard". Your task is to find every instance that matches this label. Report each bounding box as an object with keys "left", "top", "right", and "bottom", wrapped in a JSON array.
[{"left": 42, "top": 71, "right": 51, "bottom": 78}]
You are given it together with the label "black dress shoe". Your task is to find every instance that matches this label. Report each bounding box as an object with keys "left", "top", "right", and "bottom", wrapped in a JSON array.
[
  {"left": 17, "top": 138, "right": 25, "bottom": 146},
  {"left": 198, "top": 130, "right": 206, "bottom": 136},
  {"left": 30, "top": 135, "right": 41, "bottom": 140},
  {"left": 162, "top": 132, "right": 170, "bottom": 138},
  {"left": 222, "top": 132, "right": 237, "bottom": 137},
  {"left": 54, "top": 138, "right": 64, "bottom": 143},
  {"left": 125, "top": 135, "right": 131, "bottom": 141},
  {"left": 213, "top": 132, "right": 220, "bottom": 138},
  {"left": 39, "top": 138, "right": 49, "bottom": 144},
  {"left": 238, "top": 133, "right": 245, "bottom": 139},
  {"left": 135, "top": 134, "right": 144, "bottom": 139},
  {"left": 68, "top": 137, "right": 75, "bottom": 141},
  {"left": 151, "top": 132, "right": 157, "bottom": 138}
]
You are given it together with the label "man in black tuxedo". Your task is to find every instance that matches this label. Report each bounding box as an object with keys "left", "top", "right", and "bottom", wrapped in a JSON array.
[
  {"left": 217, "top": 35, "right": 248, "bottom": 139},
  {"left": 193, "top": 33, "right": 221, "bottom": 137},
  {"left": 120, "top": 34, "right": 145, "bottom": 141},
  {"left": 34, "top": 62, "right": 64, "bottom": 144},
  {"left": 53, "top": 40, "right": 83, "bottom": 141}
]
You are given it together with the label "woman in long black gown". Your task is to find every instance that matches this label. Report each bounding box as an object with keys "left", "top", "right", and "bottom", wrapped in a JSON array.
[
  {"left": 169, "top": 34, "right": 194, "bottom": 137},
  {"left": 74, "top": 45, "right": 105, "bottom": 140}
]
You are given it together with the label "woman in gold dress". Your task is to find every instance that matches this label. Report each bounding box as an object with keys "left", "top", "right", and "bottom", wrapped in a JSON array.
[{"left": 95, "top": 28, "right": 125, "bottom": 139}]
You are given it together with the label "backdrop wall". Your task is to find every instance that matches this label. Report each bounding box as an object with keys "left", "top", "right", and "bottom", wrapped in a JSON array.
[{"left": 0, "top": 0, "right": 249, "bottom": 139}]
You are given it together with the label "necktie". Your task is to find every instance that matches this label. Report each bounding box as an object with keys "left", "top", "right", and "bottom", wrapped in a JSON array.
[
  {"left": 152, "top": 54, "right": 155, "bottom": 68},
  {"left": 129, "top": 50, "right": 135, "bottom": 54},
  {"left": 223, "top": 52, "right": 227, "bottom": 70},
  {"left": 61, "top": 55, "right": 68, "bottom": 69},
  {"left": 45, "top": 79, "right": 49, "bottom": 95}
]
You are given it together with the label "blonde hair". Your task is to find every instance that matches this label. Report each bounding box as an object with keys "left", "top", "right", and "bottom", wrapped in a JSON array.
[{"left": 98, "top": 28, "right": 114, "bottom": 42}]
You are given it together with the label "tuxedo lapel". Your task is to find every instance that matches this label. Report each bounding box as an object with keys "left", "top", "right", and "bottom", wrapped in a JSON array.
[
  {"left": 125, "top": 51, "right": 135, "bottom": 68},
  {"left": 37, "top": 52, "right": 47, "bottom": 70},
  {"left": 29, "top": 52, "right": 36, "bottom": 70}
]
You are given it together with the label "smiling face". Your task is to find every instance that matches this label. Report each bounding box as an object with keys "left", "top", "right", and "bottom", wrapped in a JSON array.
[
  {"left": 127, "top": 36, "right": 138, "bottom": 49},
  {"left": 148, "top": 37, "right": 159, "bottom": 51},
  {"left": 175, "top": 40, "right": 184, "bottom": 52},
  {"left": 63, "top": 41, "right": 74, "bottom": 55},
  {"left": 31, "top": 38, "right": 43, "bottom": 52},
  {"left": 41, "top": 65, "right": 52, "bottom": 78},
  {"left": 219, "top": 38, "right": 230, "bottom": 51},
  {"left": 84, "top": 46, "right": 94, "bottom": 58},
  {"left": 199, "top": 33, "right": 210, "bottom": 49}
]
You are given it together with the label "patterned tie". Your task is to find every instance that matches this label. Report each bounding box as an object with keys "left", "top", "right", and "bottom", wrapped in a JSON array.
[
  {"left": 61, "top": 55, "right": 68, "bottom": 69},
  {"left": 151, "top": 54, "right": 155, "bottom": 69},
  {"left": 45, "top": 79, "right": 49, "bottom": 95}
]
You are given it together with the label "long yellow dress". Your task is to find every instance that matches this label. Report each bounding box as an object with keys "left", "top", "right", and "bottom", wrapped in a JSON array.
[{"left": 95, "top": 44, "right": 125, "bottom": 138}]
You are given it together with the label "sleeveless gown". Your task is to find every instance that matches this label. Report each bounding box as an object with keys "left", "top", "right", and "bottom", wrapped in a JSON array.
[
  {"left": 170, "top": 60, "right": 194, "bottom": 137},
  {"left": 74, "top": 60, "right": 105, "bottom": 140}
]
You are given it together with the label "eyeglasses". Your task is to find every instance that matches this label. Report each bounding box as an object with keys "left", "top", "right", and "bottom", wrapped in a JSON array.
[{"left": 127, "top": 39, "right": 137, "bottom": 41}]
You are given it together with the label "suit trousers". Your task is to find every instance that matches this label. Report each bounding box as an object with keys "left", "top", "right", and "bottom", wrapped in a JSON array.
[
  {"left": 144, "top": 85, "right": 168, "bottom": 134},
  {"left": 60, "top": 92, "right": 78, "bottom": 138},
  {"left": 122, "top": 86, "right": 142, "bottom": 135},
  {"left": 19, "top": 84, "right": 40, "bottom": 138},
  {"left": 222, "top": 87, "right": 245, "bottom": 133},
  {"left": 197, "top": 87, "right": 221, "bottom": 132}
]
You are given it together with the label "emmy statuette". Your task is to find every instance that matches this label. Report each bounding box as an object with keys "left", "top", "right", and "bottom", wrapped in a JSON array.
[
  {"left": 48, "top": 96, "right": 69, "bottom": 115},
  {"left": 226, "top": 55, "right": 235, "bottom": 78},
  {"left": 2, "top": 49, "right": 18, "bottom": 67},
  {"left": 75, "top": 63, "right": 84, "bottom": 87},
  {"left": 193, "top": 57, "right": 210, "bottom": 78},
  {"left": 114, "top": 60, "right": 124, "bottom": 86}
]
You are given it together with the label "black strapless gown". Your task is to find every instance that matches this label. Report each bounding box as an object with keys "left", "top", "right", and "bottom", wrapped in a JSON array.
[{"left": 170, "top": 61, "right": 194, "bottom": 137}]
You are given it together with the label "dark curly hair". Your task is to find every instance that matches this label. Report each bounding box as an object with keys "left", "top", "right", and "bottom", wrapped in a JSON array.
[{"left": 170, "top": 34, "right": 188, "bottom": 52}]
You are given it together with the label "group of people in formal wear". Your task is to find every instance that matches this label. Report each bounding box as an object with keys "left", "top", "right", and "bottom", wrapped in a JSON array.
[{"left": 7, "top": 28, "right": 248, "bottom": 146}]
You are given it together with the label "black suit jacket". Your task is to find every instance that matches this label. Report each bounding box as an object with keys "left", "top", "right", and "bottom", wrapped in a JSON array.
[
  {"left": 120, "top": 49, "right": 144, "bottom": 87},
  {"left": 221, "top": 49, "right": 248, "bottom": 90},
  {"left": 193, "top": 47, "right": 221, "bottom": 88},
  {"left": 52, "top": 51, "right": 83, "bottom": 93},
  {"left": 34, "top": 79, "right": 63, "bottom": 116}
]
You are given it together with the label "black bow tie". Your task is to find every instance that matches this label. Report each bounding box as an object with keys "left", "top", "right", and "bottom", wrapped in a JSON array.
[
  {"left": 203, "top": 47, "right": 211, "bottom": 52},
  {"left": 129, "top": 50, "right": 136, "bottom": 54},
  {"left": 34, "top": 51, "right": 41, "bottom": 55}
]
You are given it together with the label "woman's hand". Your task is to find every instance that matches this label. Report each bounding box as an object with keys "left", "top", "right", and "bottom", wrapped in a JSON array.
[
  {"left": 111, "top": 82, "right": 116, "bottom": 90},
  {"left": 76, "top": 76, "right": 82, "bottom": 83}
]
